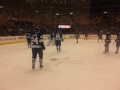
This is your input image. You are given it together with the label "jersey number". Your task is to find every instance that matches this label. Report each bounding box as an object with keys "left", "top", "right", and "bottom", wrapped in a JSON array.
[{"left": 31, "top": 37, "right": 38, "bottom": 44}]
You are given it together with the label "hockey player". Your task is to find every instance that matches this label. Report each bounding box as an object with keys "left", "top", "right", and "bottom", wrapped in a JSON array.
[
  {"left": 47, "top": 33, "right": 55, "bottom": 46},
  {"left": 115, "top": 36, "right": 120, "bottom": 54},
  {"left": 25, "top": 31, "right": 31, "bottom": 48},
  {"left": 103, "top": 37, "right": 111, "bottom": 54},
  {"left": 98, "top": 31, "right": 103, "bottom": 42},
  {"left": 31, "top": 30, "right": 46, "bottom": 69},
  {"left": 54, "top": 30, "right": 62, "bottom": 52},
  {"left": 106, "top": 31, "right": 111, "bottom": 40},
  {"left": 74, "top": 32, "right": 80, "bottom": 43},
  {"left": 59, "top": 30, "right": 64, "bottom": 42},
  {"left": 84, "top": 32, "right": 89, "bottom": 40}
]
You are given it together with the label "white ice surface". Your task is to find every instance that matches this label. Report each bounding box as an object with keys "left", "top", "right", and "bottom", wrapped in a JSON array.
[{"left": 0, "top": 39, "right": 120, "bottom": 90}]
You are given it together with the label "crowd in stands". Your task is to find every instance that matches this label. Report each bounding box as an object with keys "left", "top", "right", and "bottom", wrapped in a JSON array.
[
  {"left": 0, "top": 18, "right": 33, "bottom": 36},
  {"left": 0, "top": 0, "right": 120, "bottom": 36}
]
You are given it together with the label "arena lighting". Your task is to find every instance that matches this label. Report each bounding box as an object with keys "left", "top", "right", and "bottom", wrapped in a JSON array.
[
  {"left": 70, "top": 13, "right": 73, "bottom": 15},
  {"left": 104, "top": 11, "right": 108, "bottom": 14},
  {"left": 36, "top": 11, "right": 39, "bottom": 13},
  {"left": 0, "top": 6, "right": 3, "bottom": 8},
  {"left": 58, "top": 25, "right": 71, "bottom": 29},
  {"left": 56, "top": 13, "right": 59, "bottom": 15}
]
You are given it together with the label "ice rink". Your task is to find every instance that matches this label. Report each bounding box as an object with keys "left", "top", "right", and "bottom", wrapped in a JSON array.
[{"left": 0, "top": 39, "right": 120, "bottom": 90}]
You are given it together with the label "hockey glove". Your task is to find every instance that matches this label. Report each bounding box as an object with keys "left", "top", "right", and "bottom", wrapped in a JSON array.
[
  {"left": 41, "top": 44, "right": 46, "bottom": 50},
  {"left": 42, "top": 46, "right": 46, "bottom": 50}
]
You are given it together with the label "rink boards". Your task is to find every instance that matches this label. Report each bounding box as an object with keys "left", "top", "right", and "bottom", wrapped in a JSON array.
[{"left": 0, "top": 34, "right": 117, "bottom": 45}]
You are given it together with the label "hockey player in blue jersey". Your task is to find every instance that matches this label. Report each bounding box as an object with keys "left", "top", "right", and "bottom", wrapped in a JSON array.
[
  {"left": 54, "top": 30, "right": 62, "bottom": 52},
  {"left": 103, "top": 37, "right": 111, "bottom": 54},
  {"left": 59, "top": 30, "right": 64, "bottom": 42},
  {"left": 25, "top": 31, "right": 31, "bottom": 48},
  {"left": 74, "top": 32, "right": 80, "bottom": 43},
  {"left": 115, "top": 36, "right": 120, "bottom": 54},
  {"left": 84, "top": 32, "right": 89, "bottom": 40},
  {"left": 98, "top": 31, "right": 103, "bottom": 42},
  {"left": 106, "top": 31, "right": 111, "bottom": 40},
  {"left": 31, "top": 30, "right": 46, "bottom": 69}
]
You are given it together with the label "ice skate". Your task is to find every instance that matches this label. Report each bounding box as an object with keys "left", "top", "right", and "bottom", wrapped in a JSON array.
[
  {"left": 32, "top": 65, "right": 35, "bottom": 70},
  {"left": 103, "top": 50, "right": 108, "bottom": 54},
  {"left": 103, "top": 51, "right": 107, "bottom": 54},
  {"left": 40, "top": 65, "right": 44, "bottom": 68},
  {"left": 115, "top": 51, "right": 118, "bottom": 54}
]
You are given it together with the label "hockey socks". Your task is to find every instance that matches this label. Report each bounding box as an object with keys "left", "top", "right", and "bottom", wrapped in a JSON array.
[
  {"left": 32, "top": 58, "right": 36, "bottom": 69},
  {"left": 56, "top": 46, "right": 61, "bottom": 52},
  {"left": 32, "top": 59, "right": 36, "bottom": 69},
  {"left": 59, "top": 46, "right": 61, "bottom": 52},
  {"left": 103, "top": 46, "right": 109, "bottom": 53},
  {"left": 39, "top": 59, "right": 43, "bottom": 68},
  {"left": 56, "top": 46, "right": 59, "bottom": 52}
]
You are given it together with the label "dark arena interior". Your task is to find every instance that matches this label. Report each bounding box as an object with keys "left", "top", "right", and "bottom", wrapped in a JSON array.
[
  {"left": 1, "top": 0, "right": 120, "bottom": 90},
  {"left": 0, "top": 0, "right": 120, "bottom": 35}
]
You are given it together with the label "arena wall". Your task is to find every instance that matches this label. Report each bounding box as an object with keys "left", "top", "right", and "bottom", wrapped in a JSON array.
[
  {"left": 0, "top": 36, "right": 26, "bottom": 45},
  {"left": 0, "top": 35, "right": 117, "bottom": 45}
]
